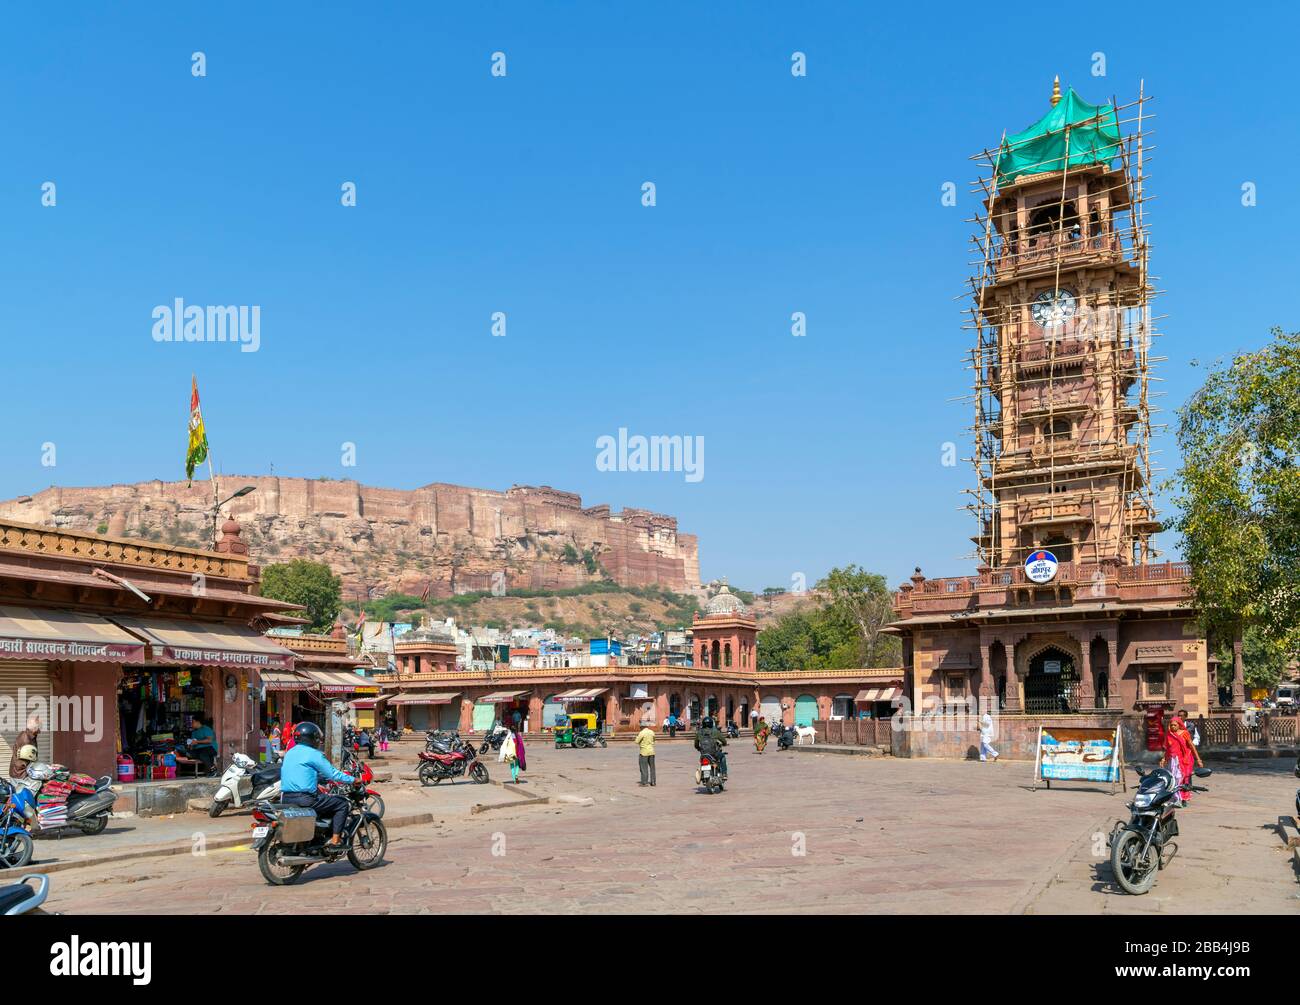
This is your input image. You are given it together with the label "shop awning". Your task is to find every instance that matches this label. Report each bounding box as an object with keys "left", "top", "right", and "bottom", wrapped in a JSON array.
[
  {"left": 112, "top": 616, "right": 294, "bottom": 670},
  {"left": 0, "top": 605, "right": 147, "bottom": 663},
  {"left": 554, "top": 687, "right": 608, "bottom": 701},
  {"left": 348, "top": 698, "right": 381, "bottom": 710},
  {"left": 856, "top": 687, "right": 901, "bottom": 703},
  {"left": 478, "top": 690, "right": 530, "bottom": 703},
  {"left": 387, "top": 692, "right": 459, "bottom": 706},
  {"left": 297, "top": 670, "right": 380, "bottom": 695},
  {"left": 261, "top": 671, "right": 310, "bottom": 692}
]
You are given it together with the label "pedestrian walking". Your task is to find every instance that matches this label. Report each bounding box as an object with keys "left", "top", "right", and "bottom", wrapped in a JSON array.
[
  {"left": 978, "top": 712, "right": 999, "bottom": 762},
  {"left": 500, "top": 727, "right": 526, "bottom": 783},
  {"left": 636, "top": 723, "right": 656, "bottom": 786},
  {"left": 753, "top": 717, "right": 770, "bottom": 754},
  {"left": 1177, "top": 708, "right": 1200, "bottom": 748},
  {"left": 665, "top": 712, "right": 678, "bottom": 738},
  {"left": 377, "top": 723, "right": 390, "bottom": 752}
]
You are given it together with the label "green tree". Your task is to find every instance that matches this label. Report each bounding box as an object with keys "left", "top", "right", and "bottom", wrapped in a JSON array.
[
  {"left": 260, "top": 559, "right": 342, "bottom": 633},
  {"left": 816, "top": 564, "right": 900, "bottom": 667},
  {"left": 1172, "top": 326, "right": 1300, "bottom": 664}
]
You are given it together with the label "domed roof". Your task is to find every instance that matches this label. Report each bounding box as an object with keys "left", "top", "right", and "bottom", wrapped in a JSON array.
[{"left": 704, "top": 585, "right": 746, "bottom": 616}]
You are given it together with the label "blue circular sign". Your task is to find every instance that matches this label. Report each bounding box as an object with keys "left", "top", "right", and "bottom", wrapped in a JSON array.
[{"left": 1024, "top": 549, "right": 1059, "bottom": 584}]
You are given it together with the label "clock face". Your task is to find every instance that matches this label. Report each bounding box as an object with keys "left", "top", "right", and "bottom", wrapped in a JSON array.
[{"left": 1031, "top": 289, "right": 1076, "bottom": 329}]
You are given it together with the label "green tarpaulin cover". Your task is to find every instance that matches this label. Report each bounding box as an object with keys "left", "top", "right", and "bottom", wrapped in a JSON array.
[{"left": 996, "top": 87, "right": 1121, "bottom": 187}]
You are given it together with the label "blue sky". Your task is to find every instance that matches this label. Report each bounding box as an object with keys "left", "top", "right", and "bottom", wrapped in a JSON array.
[{"left": 1, "top": 2, "right": 1296, "bottom": 591}]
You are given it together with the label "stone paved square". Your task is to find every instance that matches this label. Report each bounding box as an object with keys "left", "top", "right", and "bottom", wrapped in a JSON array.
[{"left": 42, "top": 743, "right": 1300, "bottom": 914}]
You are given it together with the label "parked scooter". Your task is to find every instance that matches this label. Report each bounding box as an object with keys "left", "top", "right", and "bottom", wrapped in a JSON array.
[
  {"left": 1108, "top": 764, "right": 1212, "bottom": 894},
  {"left": 210, "top": 754, "right": 282, "bottom": 818},
  {"left": 725, "top": 722, "right": 740, "bottom": 739},
  {"left": 417, "top": 735, "right": 489, "bottom": 785},
  {"left": 250, "top": 764, "right": 387, "bottom": 886},
  {"left": 20, "top": 764, "right": 116, "bottom": 837}
]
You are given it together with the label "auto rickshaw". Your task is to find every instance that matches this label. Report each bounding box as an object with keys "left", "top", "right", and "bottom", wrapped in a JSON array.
[{"left": 554, "top": 712, "right": 601, "bottom": 749}]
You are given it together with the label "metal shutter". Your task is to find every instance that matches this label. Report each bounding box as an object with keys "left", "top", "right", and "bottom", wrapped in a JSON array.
[{"left": 0, "top": 662, "right": 54, "bottom": 767}]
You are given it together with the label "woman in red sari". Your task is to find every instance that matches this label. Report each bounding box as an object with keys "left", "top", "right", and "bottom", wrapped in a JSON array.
[{"left": 1160, "top": 716, "right": 1197, "bottom": 803}]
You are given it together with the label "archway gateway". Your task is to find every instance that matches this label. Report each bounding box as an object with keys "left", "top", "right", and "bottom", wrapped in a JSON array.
[{"left": 1023, "top": 645, "right": 1079, "bottom": 714}]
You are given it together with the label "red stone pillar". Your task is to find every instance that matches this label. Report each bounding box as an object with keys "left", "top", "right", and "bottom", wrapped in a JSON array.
[
  {"left": 1077, "top": 637, "right": 1094, "bottom": 708},
  {"left": 1002, "top": 641, "right": 1021, "bottom": 712}
]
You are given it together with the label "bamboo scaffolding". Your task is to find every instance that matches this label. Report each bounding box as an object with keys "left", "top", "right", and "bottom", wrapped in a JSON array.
[{"left": 963, "top": 84, "right": 1160, "bottom": 567}]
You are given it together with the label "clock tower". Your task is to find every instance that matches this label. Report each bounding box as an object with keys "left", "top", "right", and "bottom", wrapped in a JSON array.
[{"left": 969, "top": 78, "right": 1159, "bottom": 570}]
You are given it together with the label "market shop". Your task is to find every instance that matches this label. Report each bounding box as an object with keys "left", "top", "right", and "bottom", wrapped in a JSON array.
[{"left": 0, "top": 517, "right": 301, "bottom": 779}]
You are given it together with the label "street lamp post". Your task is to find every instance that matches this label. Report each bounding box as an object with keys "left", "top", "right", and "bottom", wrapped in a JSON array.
[{"left": 212, "top": 484, "right": 256, "bottom": 546}]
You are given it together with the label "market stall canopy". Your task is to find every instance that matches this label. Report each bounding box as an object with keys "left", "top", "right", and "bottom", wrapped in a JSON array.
[
  {"left": 387, "top": 692, "right": 459, "bottom": 706},
  {"left": 0, "top": 605, "right": 147, "bottom": 663},
  {"left": 348, "top": 698, "right": 381, "bottom": 710},
  {"left": 297, "top": 670, "right": 380, "bottom": 695},
  {"left": 553, "top": 687, "right": 608, "bottom": 701},
  {"left": 855, "top": 687, "right": 900, "bottom": 703},
  {"left": 261, "top": 670, "right": 310, "bottom": 692},
  {"left": 478, "top": 690, "right": 531, "bottom": 703},
  {"left": 112, "top": 616, "right": 294, "bottom": 671}
]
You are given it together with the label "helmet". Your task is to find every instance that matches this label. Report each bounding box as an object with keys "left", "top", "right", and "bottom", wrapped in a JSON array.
[
  {"left": 293, "top": 722, "right": 323, "bottom": 749},
  {"left": 16, "top": 745, "right": 36, "bottom": 763},
  {"left": 701, "top": 716, "right": 715, "bottom": 730}
]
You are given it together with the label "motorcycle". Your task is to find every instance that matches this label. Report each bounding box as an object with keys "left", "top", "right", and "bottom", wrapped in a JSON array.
[
  {"left": 0, "top": 874, "right": 47, "bottom": 914},
  {"left": 425, "top": 730, "right": 460, "bottom": 753},
  {"left": 695, "top": 752, "right": 726, "bottom": 794},
  {"left": 0, "top": 782, "right": 35, "bottom": 868},
  {"left": 573, "top": 727, "right": 607, "bottom": 749},
  {"left": 210, "top": 754, "right": 282, "bottom": 818},
  {"left": 319, "top": 771, "right": 384, "bottom": 818},
  {"left": 725, "top": 722, "right": 739, "bottom": 739},
  {"left": 250, "top": 764, "right": 387, "bottom": 886},
  {"left": 417, "top": 736, "right": 489, "bottom": 785},
  {"left": 1108, "top": 764, "right": 1212, "bottom": 895},
  {"left": 478, "top": 722, "right": 510, "bottom": 755},
  {"left": 20, "top": 765, "right": 116, "bottom": 837}
]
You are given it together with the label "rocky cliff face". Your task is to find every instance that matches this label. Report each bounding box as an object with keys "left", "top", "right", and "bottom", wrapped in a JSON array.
[{"left": 0, "top": 477, "right": 701, "bottom": 599}]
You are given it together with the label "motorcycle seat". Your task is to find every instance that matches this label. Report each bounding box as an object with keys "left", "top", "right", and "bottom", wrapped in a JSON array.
[
  {"left": 252, "top": 764, "right": 282, "bottom": 789},
  {"left": 0, "top": 886, "right": 32, "bottom": 914}
]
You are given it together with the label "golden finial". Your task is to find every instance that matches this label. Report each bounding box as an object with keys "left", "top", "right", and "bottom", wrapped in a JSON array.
[{"left": 1050, "top": 75, "right": 1062, "bottom": 108}]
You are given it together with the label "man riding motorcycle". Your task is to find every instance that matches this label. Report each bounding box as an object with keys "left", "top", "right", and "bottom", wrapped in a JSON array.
[
  {"left": 694, "top": 716, "right": 728, "bottom": 779},
  {"left": 279, "top": 722, "right": 355, "bottom": 847}
]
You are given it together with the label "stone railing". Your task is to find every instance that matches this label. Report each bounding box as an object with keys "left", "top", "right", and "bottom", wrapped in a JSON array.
[
  {"left": 0, "top": 518, "right": 251, "bottom": 581},
  {"left": 1197, "top": 714, "right": 1296, "bottom": 749},
  {"left": 896, "top": 560, "right": 1192, "bottom": 614}
]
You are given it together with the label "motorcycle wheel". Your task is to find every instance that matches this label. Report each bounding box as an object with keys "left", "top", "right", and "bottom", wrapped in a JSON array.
[
  {"left": 363, "top": 793, "right": 385, "bottom": 818},
  {"left": 77, "top": 815, "right": 109, "bottom": 836},
  {"left": 208, "top": 798, "right": 230, "bottom": 819},
  {"left": 417, "top": 762, "right": 441, "bottom": 787},
  {"left": 0, "top": 831, "right": 33, "bottom": 869},
  {"left": 1110, "top": 829, "right": 1158, "bottom": 895},
  {"left": 599, "top": 738, "right": 607, "bottom": 748},
  {"left": 470, "top": 762, "right": 489, "bottom": 784},
  {"left": 347, "top": 818, "right": 388, "bottom": 871},
  {"left": 258, "top": 842, "right": 305, "bottom": 886}
]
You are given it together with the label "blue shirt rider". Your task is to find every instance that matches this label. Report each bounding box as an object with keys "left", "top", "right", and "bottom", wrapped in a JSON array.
[{"left": 280, "top": 722, "right": 355, "bottom": 845}]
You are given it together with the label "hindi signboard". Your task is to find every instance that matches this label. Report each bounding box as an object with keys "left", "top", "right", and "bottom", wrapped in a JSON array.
[{"left": 1033, "top": 725, "right": 1125, "bottom": 792}]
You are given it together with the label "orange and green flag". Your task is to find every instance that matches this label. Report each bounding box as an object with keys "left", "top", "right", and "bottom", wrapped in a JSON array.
[{"left": 186, "top": 376, "right": 209, "bottom": 486}]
